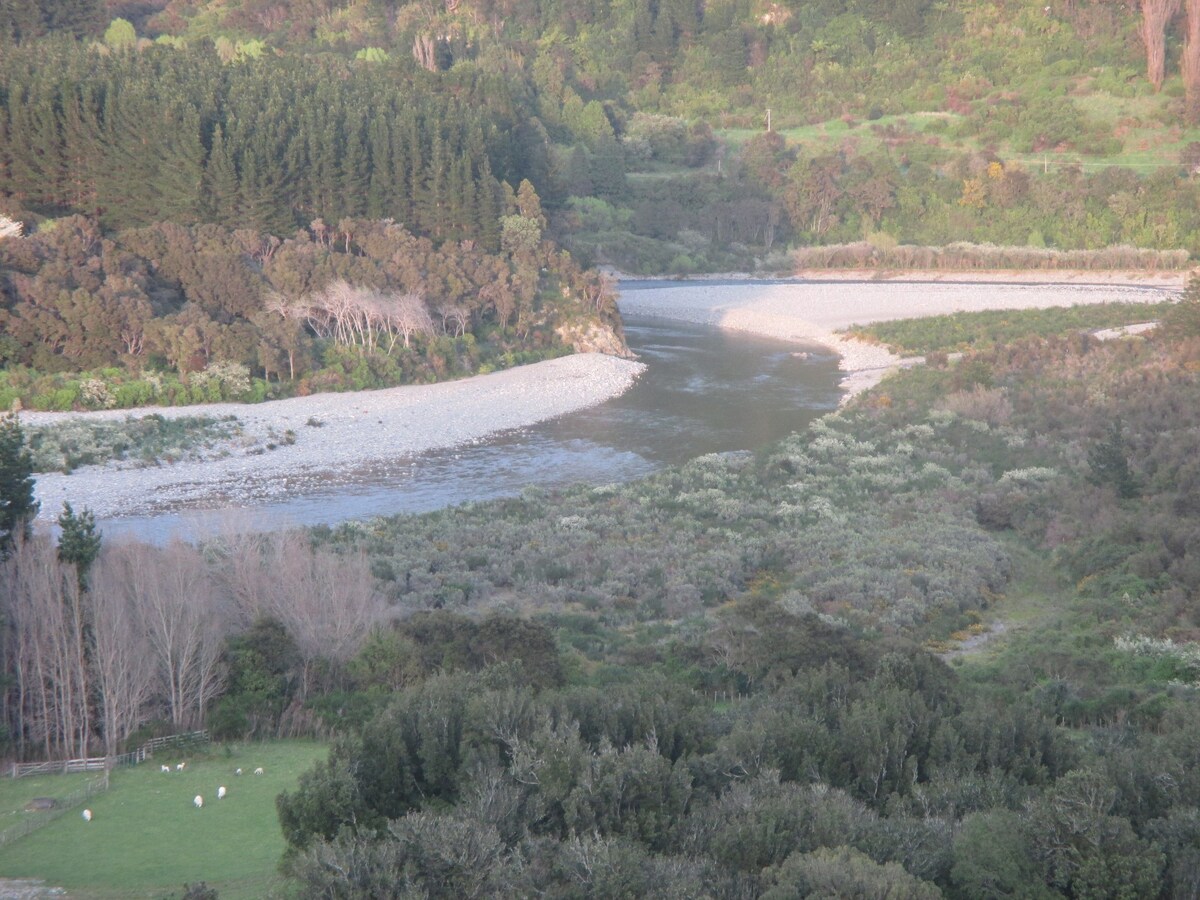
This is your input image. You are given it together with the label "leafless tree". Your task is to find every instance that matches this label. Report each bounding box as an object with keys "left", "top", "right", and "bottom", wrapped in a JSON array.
[
  {"left": 1185, "top": 0, "right": 1200, "bottom": 120},
  {"left": 381, "top": 292, "right": 434, "bottom": 350},
  {"left": 1140, "top": 0, "right": 1182, "bottom": 91},
  {"left": 212, "top": 530, "right": 276, "bottom": 625},
  {"left": 436, "top": 301, "right": 470, "bottom": 337},
  {"left": 413, "top": 33, "right": 439, "bottom": 72},
  {"left": 2, "top": 538, "right": 91, "bottom": 759},
  {"left": 110, "top": 541, "right": 226, "bottom": 729},
  {"left": 296, "top": 281, "right": 434, "bottom": 355},
  {"left": 90, "top": 550, "right": 156, "bottom": 755},
  {"left": 261, "top": 533, "right": 384, "bottom": 697},
  {"left": 0, "top": 215, "right": 22, "bottom": 240}
]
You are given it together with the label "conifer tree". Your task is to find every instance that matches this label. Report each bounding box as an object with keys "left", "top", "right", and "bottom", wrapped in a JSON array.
[
  {"left": 0, "top": 412, "right": 37, "bottom": 557},
  {"left": 57, "top": 501, "right": 101, "bottom": 590},
  {"left": 204, "top": 124, "right": 241, "bottom": 222},
  {"left": 1088, "top": 419, "right": 1139, "bottom": 499}
]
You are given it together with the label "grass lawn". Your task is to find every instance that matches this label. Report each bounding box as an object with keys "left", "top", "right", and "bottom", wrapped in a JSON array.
[{"left": 0, "top": 740, "right": 327, "bottom": 899}]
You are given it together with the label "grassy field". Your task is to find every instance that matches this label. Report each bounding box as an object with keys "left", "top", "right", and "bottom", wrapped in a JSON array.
[
  {"left": 0, "top": 740, "right": 327, "bottom": 899},
  {"left": 717, "top": 91, "right": 1200, "bottom": 170}
]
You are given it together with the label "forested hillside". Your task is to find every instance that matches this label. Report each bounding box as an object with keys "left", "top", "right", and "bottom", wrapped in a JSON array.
[{"left": 6, "top": 0, "right": 1200, "bottom": 277}]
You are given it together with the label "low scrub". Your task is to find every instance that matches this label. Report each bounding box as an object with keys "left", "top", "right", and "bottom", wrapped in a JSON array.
[
  {"left": 793, "top": 242, "right": 1191, "bottom": 271},
  {"left": 24, "top": 415, "right": 242, "bottom": 473}
]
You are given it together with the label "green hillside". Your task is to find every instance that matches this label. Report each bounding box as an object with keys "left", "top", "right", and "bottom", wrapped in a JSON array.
[{"left": 4, "top": 0, "right": 1200, "bottom": 277}]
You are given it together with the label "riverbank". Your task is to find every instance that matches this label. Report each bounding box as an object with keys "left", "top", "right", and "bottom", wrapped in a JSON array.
[{"left": 23, "top": 353, "right": 645, "bottom": 524}]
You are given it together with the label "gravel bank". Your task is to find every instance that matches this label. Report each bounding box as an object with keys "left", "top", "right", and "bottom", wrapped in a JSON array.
[
  {"left": 618, "top": 278, "right": 1177, "bottom": 399},
  {"left": 24, "top": 353, "right": 645, "bottom": 523}
]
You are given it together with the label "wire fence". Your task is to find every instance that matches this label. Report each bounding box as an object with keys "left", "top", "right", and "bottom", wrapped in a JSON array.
[{"left": 0, "top": 774, "right": 108, "bottom": 849}]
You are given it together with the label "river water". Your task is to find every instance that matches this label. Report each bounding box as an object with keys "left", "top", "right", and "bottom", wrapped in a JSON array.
[{"left": 98, "top": 312, "right": 843, "bottom": 540}]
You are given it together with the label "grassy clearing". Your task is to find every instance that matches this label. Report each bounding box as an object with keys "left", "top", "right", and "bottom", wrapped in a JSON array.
[
  {"left": 0, "top": 740, "right": 326, "bottom": 899},
  {"left": 942, "top": 541, "right": 1069, "bottom": 666},
  {"left": 844, "top": 301, "right": 1175, "bottom": 355},
  {"left": 722, "top": 113, "right": 957, "bottom": 155},
  {"left": 720, "top": 93, "right": 1200, "bottom": 168}
]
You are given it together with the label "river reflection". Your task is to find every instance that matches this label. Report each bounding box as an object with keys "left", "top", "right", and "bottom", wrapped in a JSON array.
[{"left": 98, "top": 313, "right": 843, "bottom": 540}]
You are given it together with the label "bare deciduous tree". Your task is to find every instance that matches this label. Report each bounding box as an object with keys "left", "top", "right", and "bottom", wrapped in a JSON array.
[
  {"left": 294, "top": 281, "right": 433, "bottom": 355},
  {"left": 1140, "top": 0, "right": 1182, "bottom": 91},
  {"left": 262, "top": 533, "right": 384, "bottom": 697},
  {"left": 110, "top": 541, "right": 225, "bottom": 729},
  {"left": 0, "top": 215, "right": 22, "bottom": 239},
  {"left": 2, "top": 538, "right": 90, "bottom": 759},
  {"left": 436, "top": 302, "right": 470, "bottom": 337},
  {"left": 1185, "top": 0, "right": 1200, "bottom": 120},
  {"left": 381, "top": 292, "right": 434, "bottom": 350},
  {"left": 90, "top": 551, "right": 156, "bottom": 755}
]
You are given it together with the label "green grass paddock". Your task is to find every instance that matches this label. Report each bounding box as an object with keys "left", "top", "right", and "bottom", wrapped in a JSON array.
[{"left": 0, "top": 740, "right": 327, "bottom": 899}]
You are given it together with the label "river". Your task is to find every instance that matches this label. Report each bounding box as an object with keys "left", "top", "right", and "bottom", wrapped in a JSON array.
[{"left": 97, "top": 314, "right": 843, "bottom": 540}]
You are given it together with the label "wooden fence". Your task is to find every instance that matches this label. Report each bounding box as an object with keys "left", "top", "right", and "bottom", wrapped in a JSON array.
[
  {"left": 8, "top": 730, "right": 209, "bottom": 778},
  {"left": 139, "top": 730, "right": 210, "bottom": 757}
]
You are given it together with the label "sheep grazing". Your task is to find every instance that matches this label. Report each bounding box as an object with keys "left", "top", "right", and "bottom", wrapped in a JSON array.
[
  {"left": 253, "top": 767, "right": 264, "bottom": 776},
  {"left": 81, "top": 809, "right": 92, "bottom": 822},
  {"left": 176, "top": 762, "right": 185, "bottom": 772},
  {"left": 193, "top": 795, "right": 203, "bottom": 809},
  {"left": 235, "top": 768, "right": 242, "bottom": 776},
  {"left": 217, "top": 786, "right": 226, "bottom": 800},
  {"left": 160, "top": 765, "right": 170, "bottom": 773}
]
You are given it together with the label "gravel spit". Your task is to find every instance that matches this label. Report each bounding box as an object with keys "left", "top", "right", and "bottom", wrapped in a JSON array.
[{"left": 24, "top": 353, "right": 645, "bottom": 523}]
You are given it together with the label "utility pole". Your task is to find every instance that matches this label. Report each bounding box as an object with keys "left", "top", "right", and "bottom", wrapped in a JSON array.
[{"left": 766, "top": 108, "right": 772, "bottom": 132}]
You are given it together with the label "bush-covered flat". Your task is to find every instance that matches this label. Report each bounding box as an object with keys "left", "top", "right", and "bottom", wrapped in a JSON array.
[
  {"left": 22, "top": 414, "right": 244, "bottom": 474},
  {"left": 0, "top": 741, "right": 326, "bottom": 899},
  {"left": 845, "top": 299, "right": 1176, "bottom": 355}
]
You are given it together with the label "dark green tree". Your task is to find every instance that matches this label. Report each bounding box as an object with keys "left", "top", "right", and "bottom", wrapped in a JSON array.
[
  {"left": 0, "top": 412, "right": 37, "bottom": 556},
  {"left": 1087, "top": 419, "right": 1139, "bottom": 499},
  {"left": 56, "top": 501, "right": 101, "bottom": 590}
]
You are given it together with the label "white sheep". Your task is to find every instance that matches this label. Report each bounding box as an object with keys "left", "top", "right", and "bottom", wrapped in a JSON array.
[
  {"left": 253, "top": 767, "right": 264, "bottom": 776},
  {"left": 217, "top": 786, "right": 226, "bottom": 799},
  {"left": 235, "top": 768, "right": 242, "bottom": 776},
  {"left": 193, "top": 795, "right": 203, "bottom": 809},
  {"left": 161, "top": 765, "right": 170, "bottom": 773},
  {"left": 176, "top": 762, "right": 186, "bottom": 772},
  {"left": 81, "top": 809, "right": 92, "bottom": 822}
]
